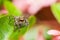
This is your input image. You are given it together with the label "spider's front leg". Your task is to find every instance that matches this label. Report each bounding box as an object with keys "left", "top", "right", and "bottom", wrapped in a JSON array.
[{"left": 14, "top": 23, "right": 19, "bottom": 32}]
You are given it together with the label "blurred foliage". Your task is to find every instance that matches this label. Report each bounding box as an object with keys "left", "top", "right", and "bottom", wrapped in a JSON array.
[
  {"left": 43, "top": 28, "right": 52, "bottom": 40},
  {"left": 0, "top": 0, "right": 36, "bottom": 40},
  {"left": 0, "top": 14, "right": 7, "bottom": 18},
  {"left": 28, "top": 16, "right": 36, "bottom": 29},
  {"left": 0, "top": 0, "right": 3, "bottom": 10},
  {"left": 4, "top": 1, "right": 22, "bottom": 16},
  {"left": 51, "top": 3, "right": 60, "bottom": 24},
  {"left": 23, "top": 28, "right": 38, "bottom": 40}
]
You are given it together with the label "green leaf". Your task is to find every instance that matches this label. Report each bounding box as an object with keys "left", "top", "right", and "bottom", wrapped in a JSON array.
[
  {"left": 4, "top": 1, "right": 22, "bottom": 16},
  {"left": 0, "top": 16, "right": 14, "bottom": 40},
  {"left": 51, "top": 3, "right": 60, "bottom": 24},
  {"left": 0, "top": 0, "right": 3, "bottom": 10},
  {"left": 0, "top": 14, "right": 6, "bottom": 18},
  {"left": 43, "top": 28, "right": 52, "bottom": 40},
  {"left": 28, "top": 16, "right": 36, "bottom": 28},
  {"left": 0, "top": 15, "right": 36, "bottom": 40}
]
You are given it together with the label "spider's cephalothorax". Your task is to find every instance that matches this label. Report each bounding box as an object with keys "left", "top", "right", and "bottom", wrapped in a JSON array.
[{"left": 14, "top": 16, "right": 29, "bottom": 31}]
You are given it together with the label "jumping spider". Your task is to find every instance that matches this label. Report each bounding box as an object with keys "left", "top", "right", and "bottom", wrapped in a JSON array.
[{"left": 14, "top": 16, "right": 29, "bottom": 31}]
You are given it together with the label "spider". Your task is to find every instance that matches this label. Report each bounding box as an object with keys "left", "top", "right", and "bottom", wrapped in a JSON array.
[{"left": 14, "top": 16, "right": 29, "bottom": 31}]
